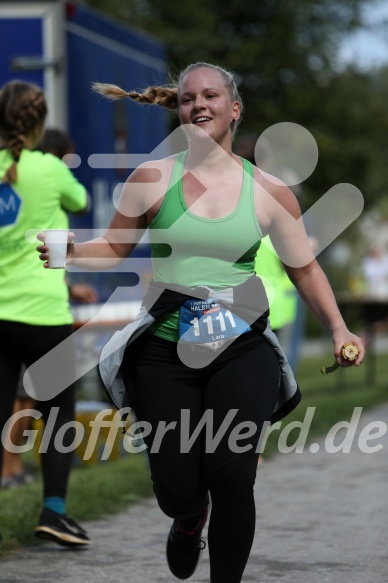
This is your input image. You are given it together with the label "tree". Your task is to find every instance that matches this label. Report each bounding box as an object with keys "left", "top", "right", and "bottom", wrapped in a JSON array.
[
  {"left": 80, "top": 0, "right": 365, "bottom": 110},
  {"left": 80, "top": 0, "right": 387, "bottom": 209}
]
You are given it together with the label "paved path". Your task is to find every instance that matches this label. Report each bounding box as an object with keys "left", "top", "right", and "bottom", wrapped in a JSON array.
[{"left": 1, "top": 404, "right": 387, "bottom": 583}]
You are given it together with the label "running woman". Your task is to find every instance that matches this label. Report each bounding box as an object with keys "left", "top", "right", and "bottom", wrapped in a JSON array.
[{"left": 37, "top": 63, "right": 364, "bottom": 581}]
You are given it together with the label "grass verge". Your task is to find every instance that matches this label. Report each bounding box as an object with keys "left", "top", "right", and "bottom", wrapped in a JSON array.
[
  {"left": 263, "top": 350, "right": 388, "bottom": 456},
  {"left": 0, "top": 453, "right": 152, "bottom": 556}
]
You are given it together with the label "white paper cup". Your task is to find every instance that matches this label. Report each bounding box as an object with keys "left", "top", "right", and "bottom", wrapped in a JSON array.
[{"left": 44, "top": 229, "right": 69, "bottom": 269}]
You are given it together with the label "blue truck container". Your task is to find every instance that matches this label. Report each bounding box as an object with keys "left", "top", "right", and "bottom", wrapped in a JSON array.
[{"left": 0, "top": 0, "right": 168, "bottom": 301}]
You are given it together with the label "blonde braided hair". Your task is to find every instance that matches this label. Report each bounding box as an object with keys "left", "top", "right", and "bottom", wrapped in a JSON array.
[
  {"left": 92, "top": 63, "right": 243, "bottom": 137},
  {"left": 92, "top": 82, "right": 178, "bottom": 110}
]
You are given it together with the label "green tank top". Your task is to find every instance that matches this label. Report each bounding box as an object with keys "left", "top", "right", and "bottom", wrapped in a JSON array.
[{"left": 148, "top": 151, "right": 262, "bottom": 341}]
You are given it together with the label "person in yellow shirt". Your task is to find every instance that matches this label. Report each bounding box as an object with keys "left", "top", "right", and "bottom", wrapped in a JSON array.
[
  {"left": 0, "top": 80, "right": 90, "bottom": 546},
  {"left": 0, "top": 125, "right": 99, "bottom": 491},
  {"left": 255, "top": 238, "right": 298, "bottom": 349}
]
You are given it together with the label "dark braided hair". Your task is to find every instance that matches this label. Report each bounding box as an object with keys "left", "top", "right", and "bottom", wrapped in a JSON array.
[{"left": 0, "top": 80, "right": 47, "bottom": 182}]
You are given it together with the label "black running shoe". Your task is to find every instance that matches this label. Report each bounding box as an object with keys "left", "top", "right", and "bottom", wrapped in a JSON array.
[
  {"left": 35, "top": 508, "right": 90, "bottom": 547},
  {"left": 166, "top": 510, "right": 207, "bottom": 580}
]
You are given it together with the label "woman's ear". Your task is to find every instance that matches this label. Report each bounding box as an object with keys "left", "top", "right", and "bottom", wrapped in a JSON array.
[{"left": 232, "top": 100, "right": 241, "bottom": 122}]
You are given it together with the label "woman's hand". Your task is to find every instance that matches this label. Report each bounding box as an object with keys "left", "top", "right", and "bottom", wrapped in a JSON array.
[
  {"left": 333, "top": 329, "right": 365, "bottom": 368},
  {"left": 36, "top": 231, "right": 75, "bottom": 268}
]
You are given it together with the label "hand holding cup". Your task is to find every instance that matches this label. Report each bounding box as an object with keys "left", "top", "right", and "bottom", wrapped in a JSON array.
[{"left": 37, "top": 230, "right": 75, "bottom": 269}]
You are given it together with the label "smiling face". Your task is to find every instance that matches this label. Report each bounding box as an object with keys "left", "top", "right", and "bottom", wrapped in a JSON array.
[{"left": 178, "top": 67, "right": 241, "bottom": 148}]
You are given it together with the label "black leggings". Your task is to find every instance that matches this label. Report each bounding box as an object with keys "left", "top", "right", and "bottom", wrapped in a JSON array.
[
  {"left": 126, "top": 331, "right": 280, "bottom": 583},
  {"left": 0, "top": 320, "right": 76, "bottom": 499}
]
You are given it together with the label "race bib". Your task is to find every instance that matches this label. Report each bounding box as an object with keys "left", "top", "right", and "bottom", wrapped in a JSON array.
[{"left": 179, "top": 298, "right": 251, "bottom": 349}]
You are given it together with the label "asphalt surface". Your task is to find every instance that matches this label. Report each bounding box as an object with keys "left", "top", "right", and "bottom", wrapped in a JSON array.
[{"left": 1, "top": 403, "right": 387, "bottom": 583}]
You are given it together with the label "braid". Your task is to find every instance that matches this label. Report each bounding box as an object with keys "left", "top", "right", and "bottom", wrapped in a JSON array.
[
  {"left": 20, "top": 91, "right": 47, "bottom": 135},
  {"left": 128, "top": 87, "right": 178, "bottom": 110},
  {"left": 92, "top": 82, "right": 178, "bottom": 111},
  {"left": 91, "top": 82, "right": 130, "bottom": 100},
  {"left": 3, "top": 127, "right": 25, "bottom": 182},
  {"left": 7, "top": 128, "right": 26, "bottom": 163},
  {"left": 0, "top": 80, "right": 47, "bottom": 183}
]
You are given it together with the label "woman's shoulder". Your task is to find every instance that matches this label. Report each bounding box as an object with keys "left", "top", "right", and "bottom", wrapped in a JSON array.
[
  {"left": 130, "top": 153, "right": 181, "bottom": 183},
  {"left": 21, "top": 149, "right": 60, "bottom": 168},
  {"left": 117, "top": 153, "right": 183, "bottom": 216},
  {"left": 253, "top": 165, "right": 299, "bottom": 209},
  {"left": 12, "top": 150, "right": 57, "bottom": 178},
  {"left": 250, "top": 165, "right": 302, "bottom": 234},
  {"left": 252, "top": 165, "right": 287, "bottom": 193},
  {"left": 131, "top": 154, "right": 180, "bottom": 178}
]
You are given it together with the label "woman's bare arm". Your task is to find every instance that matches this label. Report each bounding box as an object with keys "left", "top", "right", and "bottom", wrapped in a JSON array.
[
  {"left": 256, "top": 172, "right": 364, "bottom": 366},
  {"left": 37, "top": 163, "right": 165, "bottom": 269}
]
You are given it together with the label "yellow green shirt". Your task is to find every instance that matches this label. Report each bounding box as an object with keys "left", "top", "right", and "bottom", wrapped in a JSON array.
[
  {"left": 0, "top": 149, "right": 87, "bottom": 325},
  {"left": 255, "top": 237, "right": 297, "bottom": 330}
]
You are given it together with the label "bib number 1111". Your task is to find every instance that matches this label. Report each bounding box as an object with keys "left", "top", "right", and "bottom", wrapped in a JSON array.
[{"left": 190, "top": 310, "right": 236, "bottom": 336}]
